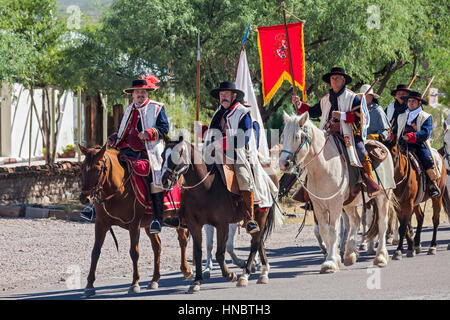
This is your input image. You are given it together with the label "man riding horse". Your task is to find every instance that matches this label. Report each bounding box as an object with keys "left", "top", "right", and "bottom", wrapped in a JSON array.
[
  {"left": 393, "top": 90, "right": 441, "bottom": 198},
  {"left": 107, "top": 76, "right": 179, "bottom": 234},
  {"left": 202, "top": 81, "right": 262, "bottom": 234},
  {"left": 292, "top": 67, "right": 382, "bottom": 196}
]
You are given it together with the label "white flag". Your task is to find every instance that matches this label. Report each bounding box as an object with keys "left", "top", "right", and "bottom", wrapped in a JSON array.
[{"left": 235, "top": 49, "right": 270, "bottom": 159}]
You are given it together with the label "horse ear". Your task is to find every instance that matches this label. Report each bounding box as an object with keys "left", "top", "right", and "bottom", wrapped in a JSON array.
[
  {"left": 162, "top": 132, "right": 171, "bottom": 144},
  {"left": 96, "top": 144, "right": 107, "bottom": 160},
  {"left": 78, "top": 144, "right": 88, "bottom": 156},
  {"left": 298, "top": 111, "right": 309, "bottom": 126}
]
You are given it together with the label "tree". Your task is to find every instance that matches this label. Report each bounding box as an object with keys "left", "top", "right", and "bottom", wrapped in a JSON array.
[
  {"left": 0, "top": 0, "right": 68, "bottom": 163},
  {"left": 94, "top": 0, "right": 448, "bottom": 125}
]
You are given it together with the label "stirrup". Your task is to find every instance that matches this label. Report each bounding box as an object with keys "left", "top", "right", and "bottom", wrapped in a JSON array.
[
  {"left": 246, "top": 221, "right": 260, "bottom": 234},
  {"left": 80, "top": 206, "right": 95, "bottom": 222},
  {"left": 149, "top": 220, "right": 162, "bottom": 234}
]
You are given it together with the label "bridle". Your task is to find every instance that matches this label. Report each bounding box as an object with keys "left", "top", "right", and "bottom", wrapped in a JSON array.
[
  {"left": 80, "top": 153, "right": 137, "bottom": 203},
  {"left": 80, "top": 156, "right": 109, "bottom": 202},
  {"left": 281, "top": 126, "right": 312, "bottom": 163},
  {"left": 163, "top": 144, "right": 213, "bottom": 190}
]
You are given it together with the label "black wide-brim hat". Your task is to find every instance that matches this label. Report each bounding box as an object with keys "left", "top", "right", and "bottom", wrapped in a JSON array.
[
  {"left": 123, "top": 79, "right": 157, "bottom": 94},
  {"left": 390, "top": 84, "right": 410, "bottom": 97},
  {"left": 322, "top": 67, "right": 352, "bottom": 85},
  {"left": 401, "top": 90, "right": 427, "bottom": 105},
  {"left": 210, "top": 81, "right": 245, "bottom": 101}
]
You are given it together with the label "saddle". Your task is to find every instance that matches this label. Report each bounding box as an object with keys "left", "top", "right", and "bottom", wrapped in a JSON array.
[{"left": 119, "top": 154, "right": 181, "bottom": 216}]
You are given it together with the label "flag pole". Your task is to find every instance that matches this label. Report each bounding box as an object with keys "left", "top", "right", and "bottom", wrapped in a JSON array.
[
  {"left": 407, "top": 72, "right": 419, "bottom": 89},
  {"left": 281, "top": 1, "right": 297, "bottom": 97},
  {"left": 196, "top": 32, "right": 200, "bottom": 122},
  {"left": 421, "top": 76, "right": 434, "bottom": 99}
]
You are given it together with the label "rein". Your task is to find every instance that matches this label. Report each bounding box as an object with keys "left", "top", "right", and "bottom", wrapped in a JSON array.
[
  {"left": 81, "top": 152, "right": 140, "bottom": 204},
  {"left": 283, "top": 125, "right": 347, "bottom": 201}
]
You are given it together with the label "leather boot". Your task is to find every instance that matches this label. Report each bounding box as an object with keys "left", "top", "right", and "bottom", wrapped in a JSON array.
[
  {"left": 426, "top": 168, "right": 441, "bottom": 198},
  {"left": 149, "top": 192, "right": 164, "bottom": 234},
  {"left": 362, "top": 155, "right": 382, "bottom": 196},
  {"left": 239, "top": 190, "right": 260, "bottom": 234}
]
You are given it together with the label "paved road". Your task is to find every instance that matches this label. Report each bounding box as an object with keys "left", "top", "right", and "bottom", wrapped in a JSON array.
[{"left": 2, "top": 224, "right": 449, "bottom": 302}]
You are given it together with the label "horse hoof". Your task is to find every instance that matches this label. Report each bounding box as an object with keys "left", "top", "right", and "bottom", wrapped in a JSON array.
[
  {"left": 359, "top": 243, "right": 368, "bottom": 251},
  {"left": 386, "top": 237, "right": 393, "bottom": 245},
  {"left": 344, "top": 253, "right": 357, "bottom": 266},
  {"left": 427, "top": 247, "right": 437, "bottom": 255},
  {"left": 392, "top": 250, "right": 402, "bottom": 260},
  {"left": 406, "top": 250, "right": 415, "bottom": 258},
  {"left": 236, "top": 277, "right": 248, "bottom": 287},
  {"left": 373, "top": 256, "right": 388, "bottom": 268},
  {"left": 188, "top": 284, "right": 200, "bottom": 294},
  {"left": 414, "top": 245, "right": 422, "bottom": 254},
  {"left": 320, "top": 261, "right": 338, "bottom": 274},
  {"left": 202, "top": 271, "right": 211, "bottom": 279},
  {"left": 185, "top": 272, "right": 195, "bottom": 281},
  {"left": 128, "top": 285, "right": 141, "bottom": 294},
  {"left": 228, "top": 272, "right": 237, "bottom": 282},
  {"left": 257, "top": 275, "right": 269, "bottom": 284},
  {"left": 147, "top": 281, "right": 159, "bottom": 290},
  {"left": 83, "top": 288, "right": 95, "bottom": 297}
]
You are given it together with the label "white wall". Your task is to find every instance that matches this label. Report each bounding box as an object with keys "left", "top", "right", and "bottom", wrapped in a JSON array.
[{"left": 7, "top": 84, "right": 75, "bottom": 159}]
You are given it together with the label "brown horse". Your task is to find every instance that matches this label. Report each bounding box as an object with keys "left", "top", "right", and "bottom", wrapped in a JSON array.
[
  {"left": 78, "top": 144, "right": 192, "bottom": 297},
  {"left": 161, "top": 138, "right": 278, "bottom": 293},
  {"left": 385, "top": 136, "right": 446, "bottom": 259}
]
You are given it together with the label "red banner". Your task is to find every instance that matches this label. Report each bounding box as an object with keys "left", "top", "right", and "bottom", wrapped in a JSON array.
[{"left": 257, "top": 22, "right": 306, "bottom": 106}]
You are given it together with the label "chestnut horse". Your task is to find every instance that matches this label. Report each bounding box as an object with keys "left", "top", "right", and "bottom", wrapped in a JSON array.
[
  {"left": 161, "top": 138, "right": 278, "bottom": 293},
  {"left": 78, "top": 144, "right": 192, "bottom": 297},
  {"left": 385, "top": 136, "right": 446, "bottom": 259}
]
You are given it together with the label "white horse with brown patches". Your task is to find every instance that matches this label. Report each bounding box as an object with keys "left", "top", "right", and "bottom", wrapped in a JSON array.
[{"left": 279, "top": 112, "right": 394, "bottom": 273}]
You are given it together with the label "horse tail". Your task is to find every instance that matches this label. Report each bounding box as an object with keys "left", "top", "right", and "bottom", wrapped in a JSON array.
[
  {"left": 110, "top": 227, "right": 119, "bottom": 251},
  {"left": 442, "top": 185, "right": 450, "bottom": 222},
  {"left": 261, "top": 205, "right": 276, "bottom": 243},
  {"left": 365, "top": 199, "right": 379, "bottom": 240}
]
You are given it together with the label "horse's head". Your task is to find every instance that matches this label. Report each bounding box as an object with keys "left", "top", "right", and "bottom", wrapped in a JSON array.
[
  {"left": 384, "top": 134, "right": 402, "bottom": 166},
  {"left": 279, "top": 111, "right": 312, "bottom": 172},
  {"left": 161, "top": 136, "right": 190, "bottom": 190},
  {"left": 79, "top": 144, "right": 108, "bottom": 205}
]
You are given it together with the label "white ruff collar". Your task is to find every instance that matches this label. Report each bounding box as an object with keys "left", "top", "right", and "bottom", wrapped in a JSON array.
[{"left": 406, "top": 106, "right": 422, "bottom": 126}]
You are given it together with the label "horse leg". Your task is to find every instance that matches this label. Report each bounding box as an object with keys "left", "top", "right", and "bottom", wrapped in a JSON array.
[
  {"left": 373, "top": 194, "right": 389, "bottom": 267},
  {"left": 318, "top": 207, "right": 341, "bottom": 274},
  {"left": 84, "top": 221, "right": 109, "bottom": 297},
  {"left": 227, "top": 223, "right": 246, "bottom": 268},
  {"left": 342, "top": 206, "right": 360, "bottom": 266},
  {"left": 128, "top": 222, "right": 141, "bottom": 294},
  {"left": 428, "top": 197, "right": 441, "bottom": 255},
  {"left": 413, "top": 206, "right": 424, "bottom": 254},
  {"left": 360, "top": 206, "right": 368, "bottom": 251},
  {"left": 237, "top": 209, "right": 268, "bottom": 287},
  {"left": 215, "top": 224, "right": 237, "bottom": 283},
  {"left": 256, "top": 241, "right": 270, "bottom": 285},
  {"left": 203, "top": 224, "right": 214, "bottom": 279},
  {"left": 314, "top": 222, "right": 327, "bottom": 255},
  {"left": 339, "top": 212, "right": 350, "bottom": 258},
  {"left": 188, "top": 224, "right": 203, "bottom": 293},
  {"left": 144, "top": 228, "right": 161, "bottom": 289},
  {"left": 393, "top": 204, "right": 412, "bottom": 260},
  {"left": 176, "top": 228, "right": 193, "bottom": 280}
]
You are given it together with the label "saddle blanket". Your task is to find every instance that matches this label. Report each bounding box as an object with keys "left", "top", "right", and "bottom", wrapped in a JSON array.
[{"left": 122, "top": 156, "right": 181, "bottom": 214}]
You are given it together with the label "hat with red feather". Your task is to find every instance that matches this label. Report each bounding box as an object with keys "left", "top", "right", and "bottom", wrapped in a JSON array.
[{"left": 123, "top": 74, "right": 160, "bottom": 94}]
